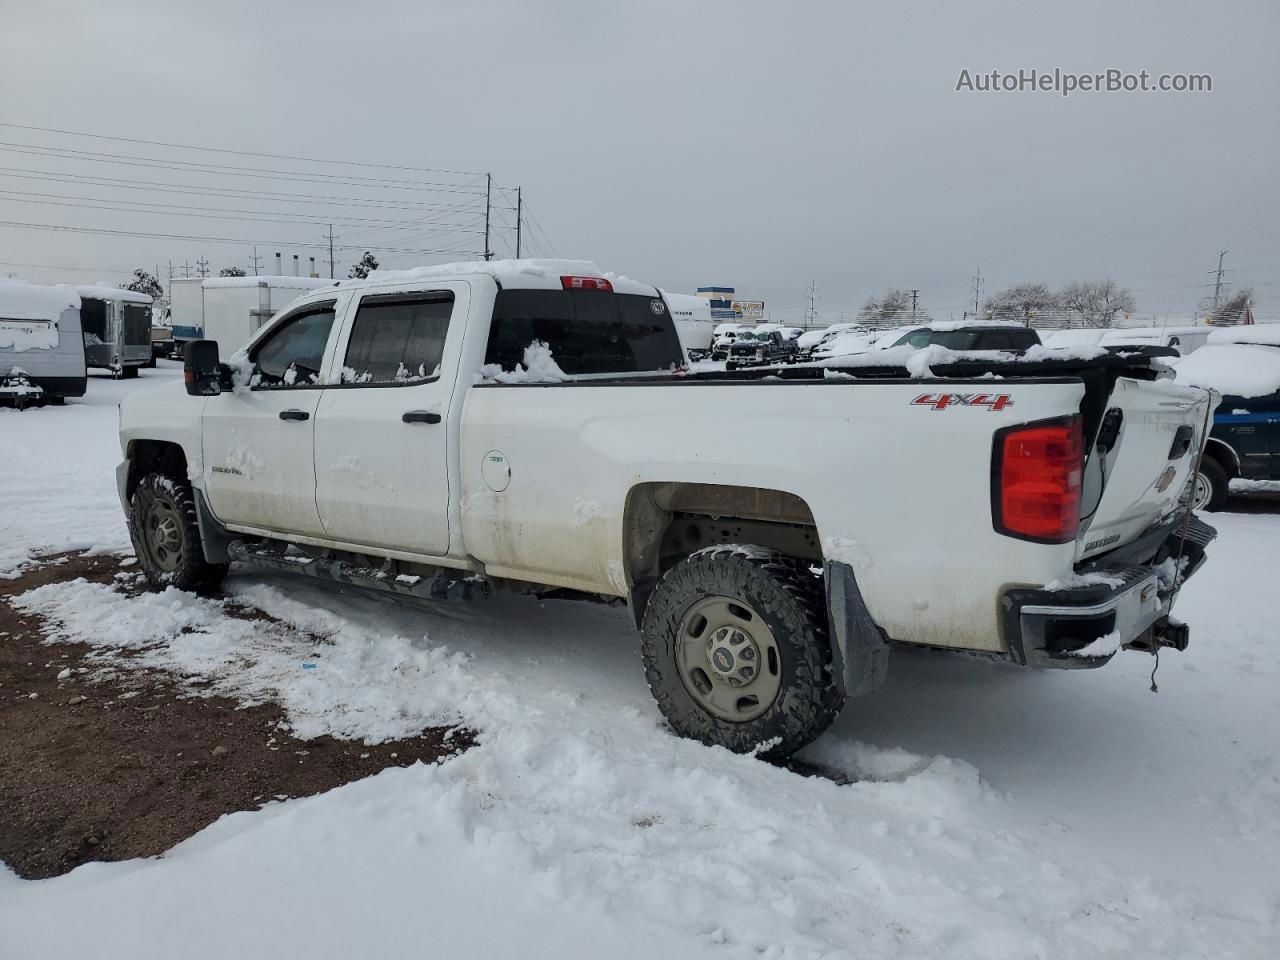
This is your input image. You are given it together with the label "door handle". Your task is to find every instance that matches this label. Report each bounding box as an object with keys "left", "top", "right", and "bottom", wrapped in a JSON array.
[
  {"left": 279, "top": 409, "right": 310, "bottom": 421},
  {"left": 402, "top": 410, "right": 442, "bottom": 424}
]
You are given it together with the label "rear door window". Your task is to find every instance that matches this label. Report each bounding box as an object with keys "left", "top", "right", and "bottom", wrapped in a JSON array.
[
  {"left": 485, "top": 289, "right": 684, "bottom": 375},
  {"left": 341, "top": 293, "right": 453, "bottom": 385}
]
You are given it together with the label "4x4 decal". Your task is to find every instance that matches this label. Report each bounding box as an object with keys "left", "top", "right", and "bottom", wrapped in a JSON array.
[{"left": 911, "top": 393, "right": 1014, "bottom": 411}]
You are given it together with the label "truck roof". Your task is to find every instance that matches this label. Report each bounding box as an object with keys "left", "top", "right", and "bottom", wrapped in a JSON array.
[{"left": 336, "top": 258, "right": 661, "bottom": 298}]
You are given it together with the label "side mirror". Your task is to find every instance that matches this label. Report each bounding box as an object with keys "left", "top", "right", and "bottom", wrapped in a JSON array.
[{"left": 184, "top": 340, "right": 223, "bottom": 396}]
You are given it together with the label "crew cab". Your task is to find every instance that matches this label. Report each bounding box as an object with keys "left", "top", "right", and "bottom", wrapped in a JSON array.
[
  {"left": 726, "top": 328, "right": 798, "bottom": 368},
  {"left": 117, "top": 259, "right": 1218, "bottom": 758}
]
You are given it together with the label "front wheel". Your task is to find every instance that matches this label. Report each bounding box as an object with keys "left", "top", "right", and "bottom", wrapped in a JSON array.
[
  {"left": 130, "top": 473, "right": 228, "bottom": 591},
  {"left": 1191, "top": 458, "right": 1229, "bottom": 512},
  {"left": 640, "top": 546, "right": 843, "bottom": 760}
]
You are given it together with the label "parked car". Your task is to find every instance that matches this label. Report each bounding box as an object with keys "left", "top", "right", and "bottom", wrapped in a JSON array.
[
  {"left": 726, "top": 329, "right": 798, "bottom": 367},
  {"left": 0, "top": 279, "right": 87, "bottom": 406},
  {"left": 877, "top": 322, "right": 1042, "bottom": 353},
  {"left": 1173, "top": 335, "right": 1280, "bottom": 510},
  {"left": 710, "top": 323, "right": 753, "bottom": 361},
  {"left": 797, "top": 323, "right": 869, "bottom": 358},
  {"left": 1099, "top": 326, "right": 1211, "bottom": 355},
  {"left": 118, "top": 258, "right": 1216, "bottom": 759}
]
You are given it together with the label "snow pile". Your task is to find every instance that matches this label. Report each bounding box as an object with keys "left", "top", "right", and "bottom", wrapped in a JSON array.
[
  {"left": 478, "top": 340, "right": 569, "bottom": 383},
  {"left": 1173, "top": 343, "right": 1280, "bottom": 397},
  {"left": 0, "top": 277, "right": 79, "bottom": 323}
]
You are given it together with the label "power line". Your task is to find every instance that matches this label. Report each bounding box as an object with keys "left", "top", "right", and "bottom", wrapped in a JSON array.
[
  {"left": 0, "top": 167, "right": 489, "bottom": 213},
  {"left": 0, "top": 189, "right": 488, "bottom": 232},
  {"left": 0, "top": 120, "right": 485, "bottom": 178},
  {"left": 0, "top": 142, "right": 489, "bottom": 195},
  {"left": 0, "top": 218, "right": 478, "bottom": 257}
]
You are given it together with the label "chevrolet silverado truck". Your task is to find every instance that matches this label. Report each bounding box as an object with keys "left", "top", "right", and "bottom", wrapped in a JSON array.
[{"left": 117, "top": 259, "right": 1218, "bottom": 758}]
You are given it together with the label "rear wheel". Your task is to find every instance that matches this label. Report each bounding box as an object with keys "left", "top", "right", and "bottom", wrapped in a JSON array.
[
  {"left": 641, "top": 546, "right": 843, "bottom": 760},
  {"left": 1192, "top": 458, "right": 1229, "bottom": 512},
  {"left": 130, "top": 473, "right": 228, "bottom": 591}
]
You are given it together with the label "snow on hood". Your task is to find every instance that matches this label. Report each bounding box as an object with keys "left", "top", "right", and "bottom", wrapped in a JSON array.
[
  {"left": 1206, "top": 324, "right": 1280, "bottom": 347},
  {"left": 74, "top": 284, "right": 152, "bottom": 304},
  {"left": 1172, "top": 343, "right": 1280, "bottom": 398},
  {"left": 0, "top": 278, "right": 80, "bottom": 322}
]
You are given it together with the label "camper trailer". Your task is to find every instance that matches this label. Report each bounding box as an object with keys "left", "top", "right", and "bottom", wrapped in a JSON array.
[
  {"left": 77, "top": 284, "right": 153, "bottom": 378},
  {"left": 169, "top": 276, "right": 334, "bottom": 358},
  {"left": 0, "top": 279, "right": 86, "bottom": 406}
]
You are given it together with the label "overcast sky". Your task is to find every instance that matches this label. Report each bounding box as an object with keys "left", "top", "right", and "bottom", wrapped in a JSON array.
[{"left": 1, "top": 0, "right": 1277, "bottom": 322}]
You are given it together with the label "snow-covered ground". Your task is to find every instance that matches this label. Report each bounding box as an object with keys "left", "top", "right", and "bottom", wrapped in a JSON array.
[{"left": 2, "top": 368, "right": 1278, "bottom": 958}]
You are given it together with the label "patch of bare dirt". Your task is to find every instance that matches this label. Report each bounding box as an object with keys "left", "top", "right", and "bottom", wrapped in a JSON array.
[{"left": 0, "top": 552, "right": 473, "bottom": 880}]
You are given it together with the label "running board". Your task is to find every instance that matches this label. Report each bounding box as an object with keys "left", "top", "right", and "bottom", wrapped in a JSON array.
[{"left": 226, "top": 540, "right": 491, "bottom": 602}]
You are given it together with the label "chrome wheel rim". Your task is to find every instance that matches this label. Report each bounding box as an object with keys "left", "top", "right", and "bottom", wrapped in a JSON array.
[
  {"left": 143, "top": 497, "right": 183, "bottom": 573},
  {"left": 675, "top": 596, "right": 782, "bottom": 722},
  {"left": 1191, "top": 471, "right": 1212, "bottom": 511}
]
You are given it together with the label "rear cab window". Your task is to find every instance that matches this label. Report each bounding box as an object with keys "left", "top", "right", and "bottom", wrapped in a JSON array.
[{"left": 484, "top": 289, "right": 684, "bottom": 377}]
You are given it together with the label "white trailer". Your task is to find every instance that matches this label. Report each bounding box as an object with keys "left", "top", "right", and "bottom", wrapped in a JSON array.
[
  {"left": 659, "top": 290, "right": 714, "bottom": 356},
  {"left": 0, "top": 279, "right": 85, "bottom": 404},
  {"left": 169, "top": 276, "right": 334, "bottom": 358}
]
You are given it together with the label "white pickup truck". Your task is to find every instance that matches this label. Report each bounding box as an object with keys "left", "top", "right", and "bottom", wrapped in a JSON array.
[{"left": 117, "top": 259, "right": 1218, "bottom": 757}]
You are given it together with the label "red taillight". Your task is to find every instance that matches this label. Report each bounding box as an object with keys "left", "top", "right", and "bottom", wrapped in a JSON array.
[
  {"left": 560, "top": 275, "right": 613, "bottom": 292},
  {"left": 993, "top": 417, "right": 1083, "bottom": 543}
]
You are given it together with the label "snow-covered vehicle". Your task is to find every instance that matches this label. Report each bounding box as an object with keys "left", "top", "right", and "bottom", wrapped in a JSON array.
[
  {"left": 725, "top": 328, "right": 798, "bottom": 368},
  {"left": 876, "top": 321, "right": 1042, "bottom": 353},
  {"left": 709, "top": 323, "right": 753, "bottom": 361},
  {"left": 117, "top": 259, "right": 1219, "bottom": 758},
  {"left": 1173, "top": 327, "right": 1280, "bottom": 510},
  {"left": 76, "top": 285, "right": 153, "bottom": 379},
  {"left": 797, "top": 323, "right": 867, "bottom": 358},
  {"left": 1099, "top": 326, "right": 1211, "bottom": 355},
  {"left": 0, "top": 279, "right": 86, "bottom": 405}
]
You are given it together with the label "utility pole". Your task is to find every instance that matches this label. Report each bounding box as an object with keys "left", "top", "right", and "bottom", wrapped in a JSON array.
[
  {"left": 249, "top": 246, "right": 262, "bottom": 277},
  {"left": 483, "top": 173, "right": 493, "bottom": 261},
  {"left": 181, "top": 260, "right": 191, "bottom": 278},
  {"left": 969, "top": 268, "right": 983, "bottom": 320},
  {"left": 804, "top": 280, "right": 818, "bottom": 329},
  {"left": 1210, "top": 249, "right": 1228, "bottom": 312},
  {"left": 325, "top": 225, "right": 336, "bottom": 279},
  {"left": 909, "top": 288, "right": 920, "bottom": 319},
  {"left": 195, "top": 256, "right": 209, "bottom": 278},
  {"left": 515, "top": 186, "right": 522, "bottom": 259}
]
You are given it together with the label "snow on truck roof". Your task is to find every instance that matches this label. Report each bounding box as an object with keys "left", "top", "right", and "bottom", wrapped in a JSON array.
[
  {"left": 74, "top": 284, "right": 152, "bottom": 304},
  {"left": 1206, "top": 324, "right": 1280, "bottom": 347},
  {"left": 0, "top": 278, "right": 80, "bottom": 321},
  {"left": 202, "top": 275, "right": 336, "bottom": 291},
  {"left": 1173, "top": 342, "right": 1280, "bottom": 398},
  {"left": 338, "top": 258, "right": 660, "bottom": 297}
]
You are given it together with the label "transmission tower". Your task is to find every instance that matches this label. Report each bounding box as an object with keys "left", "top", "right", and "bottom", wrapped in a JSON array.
[{"left": 804, "top": 280, "right": 818, "bottom": 329}]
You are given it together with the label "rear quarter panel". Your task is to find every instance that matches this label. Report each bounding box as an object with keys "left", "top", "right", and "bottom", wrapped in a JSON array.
[{"left": 459, "top": 378, "right": 1085, "bottom": 652}]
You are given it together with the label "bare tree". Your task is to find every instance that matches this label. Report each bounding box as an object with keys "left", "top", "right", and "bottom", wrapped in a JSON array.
[
  {"left": 1059, "top": 280, "right": 1136, "bottom": 327},
  {"left": 982, "top": 283, "right": 1057, "bottom": 324},
  {"left": 857, "top": 289, "right": 919, "bottom": 325}
]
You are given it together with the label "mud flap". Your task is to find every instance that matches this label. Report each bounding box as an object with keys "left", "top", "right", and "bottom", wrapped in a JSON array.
[{"left": 824, "top": 561, "right": 891, "bottom": 698}]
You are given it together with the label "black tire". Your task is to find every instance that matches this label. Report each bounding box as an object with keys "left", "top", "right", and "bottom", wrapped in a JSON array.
[
  {"left": 641, "top": 546, "right": 844, "bottom": 760},
  {"left": 1195, "top": 457, "right": 1230, "bottom": 512},
  {"left": 129, "top": 473, "right": 228, "bottom": 591},
  {"left": 122, "top": 365, "right": 139, "bottom": 379}
]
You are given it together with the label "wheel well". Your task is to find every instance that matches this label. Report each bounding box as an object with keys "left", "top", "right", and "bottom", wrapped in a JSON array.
[
  {"left": 623, "top": 482, "right": 820, "bottom": 621},
  {"left": 1202, "top": 437, "right": 1240, "bottom": 478},
  {"left": 126, "top": 440, "right": 189, "bottom": 501}
]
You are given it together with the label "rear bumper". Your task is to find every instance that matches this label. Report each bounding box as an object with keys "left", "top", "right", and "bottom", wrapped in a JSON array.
[{"left": 1000, "top": 513, "right": 1216, "bottom": 668}]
